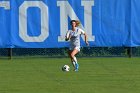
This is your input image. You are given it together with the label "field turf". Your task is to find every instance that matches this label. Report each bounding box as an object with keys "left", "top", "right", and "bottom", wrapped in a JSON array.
[{"left": 0, "top": 57, "right": 140, "bottom": 93}]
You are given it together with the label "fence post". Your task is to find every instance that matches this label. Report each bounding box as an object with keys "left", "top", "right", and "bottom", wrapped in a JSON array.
[
  {"left": 127, "top": 47, "right": 132, "bottom": 58},
  {"left": 8, "top": 48, "right": 12, "bottom": 59}
]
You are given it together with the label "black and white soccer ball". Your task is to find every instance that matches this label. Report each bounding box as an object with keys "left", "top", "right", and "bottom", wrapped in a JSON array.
[{"left": 62, "top": 65, "right": 70, "bottom": 71}]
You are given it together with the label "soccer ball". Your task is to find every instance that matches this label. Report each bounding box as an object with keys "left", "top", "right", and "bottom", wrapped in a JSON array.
[{"left": 62, "top": 65, "right": 70, "bottom": 71}]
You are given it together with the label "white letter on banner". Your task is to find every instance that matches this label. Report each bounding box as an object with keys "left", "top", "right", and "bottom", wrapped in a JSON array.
[
  {"left": 57, "top": 0, "right": 95, "bottom": 42},
  {"left": 81, "top": 0, "right": 95, "bottom": 41},
  {"left": 19, "top": 1, "right": 49, "bottom": 42},
  {"left": 0, "top": 1, "right": 10, "bottom": 9}
]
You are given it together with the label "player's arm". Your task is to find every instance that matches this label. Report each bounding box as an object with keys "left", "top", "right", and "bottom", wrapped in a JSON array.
[
  {"left": 79, "top": 29, "right": 89, "bottom": 46},
  {"left": 65, "top": 31, "right": 71, "bottom": 41},
  {"left": 84, "top": 33, "right": 89, "bottom": 46}
]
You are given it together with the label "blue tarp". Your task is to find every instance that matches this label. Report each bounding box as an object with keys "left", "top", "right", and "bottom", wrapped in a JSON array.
[{"left": 0, "top": 0, "right": 140, "bottom": 48}]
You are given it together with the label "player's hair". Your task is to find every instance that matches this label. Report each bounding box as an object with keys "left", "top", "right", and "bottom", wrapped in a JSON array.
[{"left": 70, "top": 20, "right": 80, "bottom": 27}]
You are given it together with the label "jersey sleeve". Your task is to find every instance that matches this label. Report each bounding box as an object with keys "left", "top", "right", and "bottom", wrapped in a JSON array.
[{"left": 78, "top": 28, "right": 85, "bottom": 35}]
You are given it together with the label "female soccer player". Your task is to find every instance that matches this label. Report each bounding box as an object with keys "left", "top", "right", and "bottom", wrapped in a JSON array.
[{"left": 65, "top": 20, "right": 89, "bottom": 71}]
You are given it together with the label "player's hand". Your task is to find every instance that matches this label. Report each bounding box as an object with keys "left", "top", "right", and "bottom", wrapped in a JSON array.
[
  {"left": 65, "top": 35, "right": 71, "bottom": 41},
  {"left": 65, "top": 38, "right": 69, "bottom": 41},
  {"left": 85, "top": 41, "right": 89, "bottom": 46},
  {"left": 65, "top": 36, "right": 69, "bottom": 41}
]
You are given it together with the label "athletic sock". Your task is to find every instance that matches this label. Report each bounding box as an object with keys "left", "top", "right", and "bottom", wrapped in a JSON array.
[
  {"left": 73, "top": 56, "right": 77, "bottom": 64},
  {"left": 73, "top": 56, "right": 79, "bottom": 70},
  {"left": 72, "top": 61, "right": 76, "bottom": 67}
]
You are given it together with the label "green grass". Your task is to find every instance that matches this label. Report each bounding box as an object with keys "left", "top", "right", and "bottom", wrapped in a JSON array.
[{"left": 0, "top": 57, "right": 140, "bottom": 93}]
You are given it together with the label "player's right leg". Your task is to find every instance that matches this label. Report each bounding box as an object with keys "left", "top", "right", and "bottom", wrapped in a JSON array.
[{"left": 68, "top": 50, "right": 75, "bottom": 68}]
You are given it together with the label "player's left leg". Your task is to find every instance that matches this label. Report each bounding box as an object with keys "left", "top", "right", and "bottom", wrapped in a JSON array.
[
  {"left": 71, "top": 49, "right": 79, "bottom": 71},
  {"left": 73, "top": 56, "right": 79, "bottom": 71}
]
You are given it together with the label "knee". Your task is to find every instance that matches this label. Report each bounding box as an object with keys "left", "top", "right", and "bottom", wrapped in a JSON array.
[{"left": 70, "top": 53, "right": 74, "bottom": 58}]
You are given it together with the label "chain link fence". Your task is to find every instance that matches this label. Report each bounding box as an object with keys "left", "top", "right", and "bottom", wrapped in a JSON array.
[{"left": 0, "top": 47, "right": 140, "bottom": 58}]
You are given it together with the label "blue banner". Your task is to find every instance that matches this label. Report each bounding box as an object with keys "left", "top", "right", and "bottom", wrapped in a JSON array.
[{"left": 0, "top": 0, "right": 140, "bottom": 48}]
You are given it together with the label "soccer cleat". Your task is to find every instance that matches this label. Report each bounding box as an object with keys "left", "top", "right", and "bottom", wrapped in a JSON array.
[{"left": 74, "top": 69, "right": 78, "bottom": 71}]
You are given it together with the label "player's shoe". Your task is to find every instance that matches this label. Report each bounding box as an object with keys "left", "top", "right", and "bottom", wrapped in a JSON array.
[{"left": 74, "top": 63, "right": 79, "bottom": 71}]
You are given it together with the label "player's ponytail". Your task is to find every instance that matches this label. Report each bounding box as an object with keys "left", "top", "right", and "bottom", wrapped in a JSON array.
[{"left": 75, "top": 20, "right": 80, "bottom": 27}]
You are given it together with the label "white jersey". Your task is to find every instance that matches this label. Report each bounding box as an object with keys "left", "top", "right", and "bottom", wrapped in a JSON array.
[{"left": 66, "top": 27, "right": 85, "bottom": 50}]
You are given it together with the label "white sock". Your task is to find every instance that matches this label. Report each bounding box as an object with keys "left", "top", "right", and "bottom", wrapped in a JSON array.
[
  {"left": 73, "top": 56, "right": 77, "bottom": 64},
  {"left": 72, "top": 61, "right": 76, "bottom": 67}
]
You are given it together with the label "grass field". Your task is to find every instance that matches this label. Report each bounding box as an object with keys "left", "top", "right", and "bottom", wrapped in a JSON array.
[{"left": 0, "top": 57, "right": 140, "bottom": 93}]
